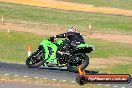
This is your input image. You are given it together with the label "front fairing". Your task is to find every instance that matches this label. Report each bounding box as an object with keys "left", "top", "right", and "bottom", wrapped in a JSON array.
[
  {"left": 40, "top": 39, "right": 52, "bottom": 46},
  {"left": 39, "top": 39, "right": 58, "bottom": 64}
]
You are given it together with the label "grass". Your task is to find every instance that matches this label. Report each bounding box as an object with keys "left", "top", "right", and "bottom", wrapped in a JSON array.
[
  {"left": 0, "top": 31, "right": 132, "bottom": 64},
  {"left": 60, "top": 0, "right": 132, "bottom": 10},
  {"left": 87, "top": 38, "right": 132, "bottom": 58},
  {"left": 0, "top": 31, "right": 45, "bottom": 63},
  {"left": 92, "top": 63, "right": 132, "bottom": 75},
  {"left": 0, "top": 3, "right": 132, "bottom": 34}
]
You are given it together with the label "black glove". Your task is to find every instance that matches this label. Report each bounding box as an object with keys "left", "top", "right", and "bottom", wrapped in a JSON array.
[{"left": 49, "top": 37, "right": 55, "bottom": 42}]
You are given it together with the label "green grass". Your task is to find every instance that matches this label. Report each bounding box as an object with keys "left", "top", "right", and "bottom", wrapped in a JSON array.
[
  {"left": 0, "top": 31, "right": 132, "bottom": 64},
  {"left": 0, "top": 3, "right": 132, "bottom": 34},
  {"left": 87, "top": 39, "right": 132, "bottom": 58},
  {"left": 0, "top": 31, "right": 46, "bottom": 63},
  {"left": 93, "top": 63, "right": 132, "bottom": 75},
  {"left": 60, "top": 0, "right": 132, "bottom": 10}
]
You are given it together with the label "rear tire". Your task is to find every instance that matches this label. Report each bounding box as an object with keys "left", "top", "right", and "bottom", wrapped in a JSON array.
[{"left": 76, "top": 75, "right": 86, "bottom": 85}]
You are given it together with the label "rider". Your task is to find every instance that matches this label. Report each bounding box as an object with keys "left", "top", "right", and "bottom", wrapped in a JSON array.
[{"left": 50, "top": 27, "right": 85, "bottom": 54}]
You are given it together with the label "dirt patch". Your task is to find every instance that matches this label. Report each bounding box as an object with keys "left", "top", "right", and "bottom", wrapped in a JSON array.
[
  {"left": 0, "top": 22, "right": 65, "bottom": 36},
  {"left": 1, "top": 22, "right": 132, "bottom": 44},
  {"left": 88, "top": 33, "right": 132, "bottom": 44},
  {"left": 89, "top": 57, "right": 132, "bottom": 69},
  {"left": 0, "top": 0, "right": 132, "bottom": 16}
]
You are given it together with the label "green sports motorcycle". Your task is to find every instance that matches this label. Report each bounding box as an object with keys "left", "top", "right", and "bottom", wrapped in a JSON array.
[{"left": 26, "top": 38, "right": 94, "bottom": 72}]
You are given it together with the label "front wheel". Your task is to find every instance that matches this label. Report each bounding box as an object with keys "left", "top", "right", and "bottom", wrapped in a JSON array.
[
  {"left": 26, "top": 50, "right": 44, "bottom": 68},
  {"left": 67, "top": 54, "right": 89, "bottom": 72}
]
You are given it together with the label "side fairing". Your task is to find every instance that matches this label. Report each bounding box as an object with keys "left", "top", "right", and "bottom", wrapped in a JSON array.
[
  {"left": 74, "top": 44, "right": 95, "bottom": 53},
  {"left": 40, "top": 39, "right": 58, "bottom": 64},
  {"left": 56, "top": 40, "right": 63, "bottom": 45},
  {"left": 77, "top": 44, "right": 94, "bottom": 49}
]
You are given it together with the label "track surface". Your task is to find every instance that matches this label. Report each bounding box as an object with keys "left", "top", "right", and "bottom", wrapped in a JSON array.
[
  {"left": 0, "top": 62, "right": 131, "bottom": 88},
  {"left": 0, "top": 82, "right": 62, "bottom": 88}
]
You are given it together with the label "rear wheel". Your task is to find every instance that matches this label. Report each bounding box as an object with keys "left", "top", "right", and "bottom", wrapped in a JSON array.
[{"left": 76, "top": 75, "right": 86, "bottom": 85}]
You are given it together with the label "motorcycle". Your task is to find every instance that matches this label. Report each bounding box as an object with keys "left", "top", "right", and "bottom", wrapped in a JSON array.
[{"left": 26, "top": 38, "right": 94, "bottom": 72}]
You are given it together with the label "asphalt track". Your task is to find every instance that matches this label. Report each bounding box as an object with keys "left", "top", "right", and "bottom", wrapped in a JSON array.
[
  {"left": 0, "top": 82, "right": 63, "bottom": 88},
  {"left": 0, "top": 62, "right": 131, "bottom": 88}
]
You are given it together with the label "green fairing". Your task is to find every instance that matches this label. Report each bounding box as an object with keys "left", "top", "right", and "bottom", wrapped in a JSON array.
[
  {"left": 39, "top": 39, "right": 94, "bottom": 65},
  {"left": 40, "top": 39, "right": 58, "bottom": 64},
  {"left": 77, "top": 44, "right": 94, "bottom": 49},
  {"left": 56, "top": 40, "right": 63, "bottom": 45},
  {"left": 26, "top": 36, "right": 94, "bottom": 70}
]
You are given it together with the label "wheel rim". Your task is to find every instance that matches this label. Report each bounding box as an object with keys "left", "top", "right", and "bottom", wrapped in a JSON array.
[{"left": 27, "top": 53, "right": 43, "bottom": 65}]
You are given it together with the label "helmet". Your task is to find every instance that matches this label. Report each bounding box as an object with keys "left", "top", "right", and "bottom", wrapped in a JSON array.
[{"left": 67, "top": 27, "right": 77, "bottom": 32}]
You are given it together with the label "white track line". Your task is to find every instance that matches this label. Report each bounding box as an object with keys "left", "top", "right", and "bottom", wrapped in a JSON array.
[
  {"left": 52, "top": 79, "right": 57, "bottom": 81},
  {"left": 34, "top": 77, "right": 39, "bottom": 79},
  {"left": 114, "top": 86, "right": 118, "bottom": 88},
  {"left": 23, "top": 76, "right": 28, "bottom": 78},
  {"left": 4, "top": 74, "right": 10, "bottom": 76},
  {"left": 98, "top": 84, "right": 102, "bottom": 86},
  {"left": 121, "top": 87, "right": 125, "bottom": 88},
  {"left": 14, "top": 75, "right": 18, "bottom": 77},
  {"left": 105, "top": 85, "right": 110, "bottom": 87},
  {"left": 3, "top": 73, "right": 122, "bottom": 88},
  {"left": 71, "top": 81, "right": 75, "bottom": 83},
  {"left": 43, "top": 78, "right": 47, "bottom": 79},
  {"left": 62, "top": 80, "right": 66, "bottom": 82}
]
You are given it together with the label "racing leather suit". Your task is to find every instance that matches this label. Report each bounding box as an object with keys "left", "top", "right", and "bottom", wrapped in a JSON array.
[{"left": 51, "top": 32, "right": 85, "bottom": 50}]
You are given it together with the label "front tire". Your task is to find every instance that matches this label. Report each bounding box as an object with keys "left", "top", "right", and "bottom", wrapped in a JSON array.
[{"left": 26, "top": 51, "right": 44, "bottom": 68}]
